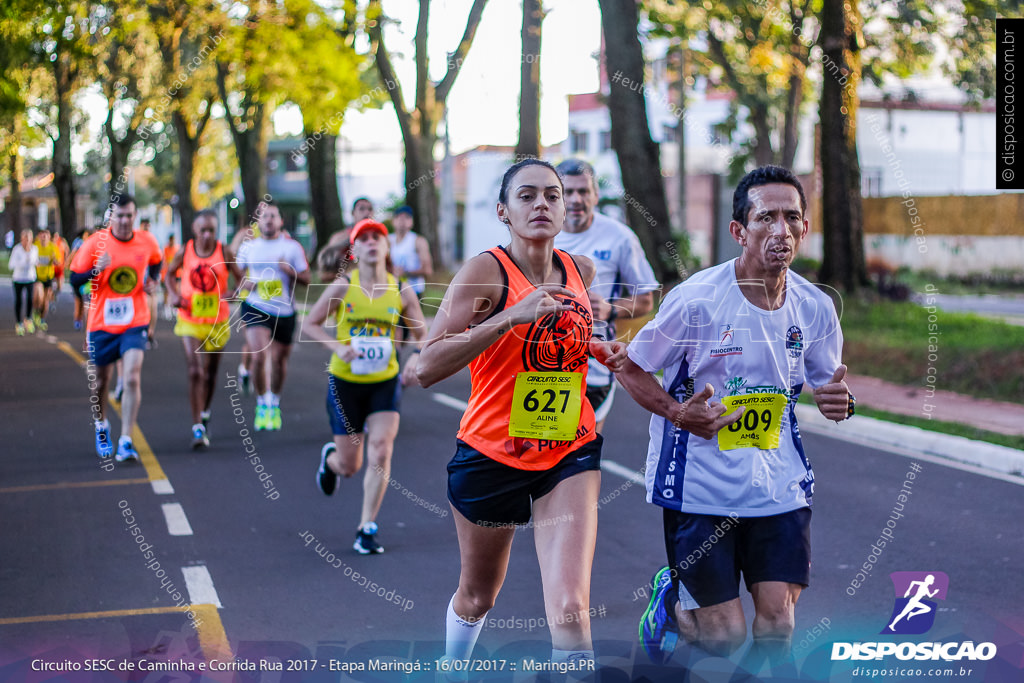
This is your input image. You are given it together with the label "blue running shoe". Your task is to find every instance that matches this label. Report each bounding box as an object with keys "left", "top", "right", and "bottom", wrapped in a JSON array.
[
  {"left": 639, "top": 566, "right": 679, "bottom": 664},
  {"left": 115, "top": 437, "right": 140, "bottom": 463},
  {"left": 95, "top": 422, "right": 113, "bottom": 459},
  {"left": 191, "top": 424, "right": 210, "bottom": 450}
]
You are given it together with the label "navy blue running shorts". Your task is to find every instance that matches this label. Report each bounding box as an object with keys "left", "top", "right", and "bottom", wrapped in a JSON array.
[
  {"left": 87, "top": 325, "right": 148, "bottom": 367},
  {"left": 447, "top": 434, "right": 603, "bottom": 528},
  {"left": 663, "top": 506, "right": 811, "bottom": 611},
  {"left": 326, "top": 374, "right": 401, "bottom": 435}
]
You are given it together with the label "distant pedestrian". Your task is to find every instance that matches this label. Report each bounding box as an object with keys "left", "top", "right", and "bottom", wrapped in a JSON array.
[
  {"left": 388, "top": 205, "right": 433, "bottom": 299},
  {"left": 10, "top": 229, "right": 38, "bottom": 336}
]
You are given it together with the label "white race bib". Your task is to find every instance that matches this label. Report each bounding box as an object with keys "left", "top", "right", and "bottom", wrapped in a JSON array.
[
  {"left": 349, "top": 337, "right": 393, "bottom": 375},
  {"left": 103, "top": 297, "right": 134, "bottom": 327}
]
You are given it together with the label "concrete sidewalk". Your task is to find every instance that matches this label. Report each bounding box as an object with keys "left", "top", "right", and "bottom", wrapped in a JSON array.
[
  {"left": 846, "top": 373, "right": 1024, "bottom": 437},
  {"left": 793, "top": 373, "right": 1024, "bottom": 482}
]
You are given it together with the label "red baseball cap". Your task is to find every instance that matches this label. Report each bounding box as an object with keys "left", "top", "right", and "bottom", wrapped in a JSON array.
[{"left": 350, "top": 219, "right": 388, "bottom": 242}]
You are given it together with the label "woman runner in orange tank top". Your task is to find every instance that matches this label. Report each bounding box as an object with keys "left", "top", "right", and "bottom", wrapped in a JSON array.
[{"left": 418, "top": 159, "right": 628, "bottom": 669}]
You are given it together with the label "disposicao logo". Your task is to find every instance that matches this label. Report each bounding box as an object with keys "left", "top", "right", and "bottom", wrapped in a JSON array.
[
  {"left": 831, "top": 571, "right": 997, "bottom": 662},
  {"left": 883, "top": 571, "right": 948, "bottom": 635}
]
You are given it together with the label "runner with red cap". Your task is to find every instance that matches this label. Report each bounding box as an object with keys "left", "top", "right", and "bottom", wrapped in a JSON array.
[{"left": 302, "top": 218, "right": 427, "bottom": 554}]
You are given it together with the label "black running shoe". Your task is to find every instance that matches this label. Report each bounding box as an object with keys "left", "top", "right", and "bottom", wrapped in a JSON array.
[{"left": 317, "top": 442, "right": 339, "bottom": 495}]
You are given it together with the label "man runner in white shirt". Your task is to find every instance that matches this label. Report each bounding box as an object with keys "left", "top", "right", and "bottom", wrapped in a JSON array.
[
  {"left": 553, "top": 159, "right": 659, "bottom": 432},
  {"left": 615, "top": 166, "right": 854, "bottom": 670},
  {"left": 235, "top": 200, "right": 311, "bottom": 431}
]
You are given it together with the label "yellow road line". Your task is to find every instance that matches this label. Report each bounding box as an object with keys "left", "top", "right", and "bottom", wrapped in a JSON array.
[
  {"left": 0, "top": 603, "right": 233, "bottom": 660},
  {"left": 0, "top": 478, "right": 149, "bottom": 494},
  {"left": 132, "top": 421, "right": 168, "bottom": 482},
  {"left": 0, "top": 605, "right": 194, "bottom": 625},
  {"left": 56, "top": 340, "right": 86, "bottom": 366},
  {"left": 192, "top": 603, "right": 234, "bottom": 659}
]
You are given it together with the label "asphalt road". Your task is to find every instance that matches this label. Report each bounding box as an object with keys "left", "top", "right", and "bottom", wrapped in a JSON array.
[{"left": 1, "top": 287, "right": 1022, "bottom": 683}]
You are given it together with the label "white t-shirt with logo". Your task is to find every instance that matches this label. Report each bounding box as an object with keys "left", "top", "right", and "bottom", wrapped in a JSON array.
[
  {"left": 237, "top": 236, "right": 309, "bottom": 316},
  {"left": 626, "top": 259, "right": 843, "bottom": 517},
  {"left": 554, "top": 211, "right": 660, "bottom": 386}
]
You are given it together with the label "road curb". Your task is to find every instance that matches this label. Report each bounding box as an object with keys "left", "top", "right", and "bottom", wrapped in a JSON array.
[{"left": 795, "top": 405, "right": 1024, "bottom": 478}]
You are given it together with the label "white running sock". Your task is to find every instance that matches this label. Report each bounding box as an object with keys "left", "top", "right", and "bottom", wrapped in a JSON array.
[
  {"left": 200, "top": 410, "right": 211, "bottom": 421},
  {"left": 270, "top": 392, "right": 280, "bottom": 407},
  {"left": 445, "top": 595, "right": 487, "bottom": 660}
]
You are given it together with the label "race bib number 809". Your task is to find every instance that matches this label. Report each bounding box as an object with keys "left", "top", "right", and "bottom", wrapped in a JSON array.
[{"left": 718, "top": 393, "right": 787, "bottom": 451}]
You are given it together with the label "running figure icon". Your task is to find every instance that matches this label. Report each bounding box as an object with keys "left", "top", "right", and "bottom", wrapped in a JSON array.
[{"left": 888, "top": 574, "right": 939, "bottom": 632}]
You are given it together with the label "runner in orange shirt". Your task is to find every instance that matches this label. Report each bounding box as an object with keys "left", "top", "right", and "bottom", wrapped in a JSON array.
[
  {"left": 165, "top": 210, "right": 243, "bottom": 448},
  {"left": 416, "top": 159, "right": 627, "bottom": 670},
  {"left": 70, "top": 194, "right": 162, "bottom": 463}
]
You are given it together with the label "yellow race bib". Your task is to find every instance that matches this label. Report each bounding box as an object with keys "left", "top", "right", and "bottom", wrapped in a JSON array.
[
  {"left": 257, "top": 279, "right": 283, "bottom": 300},
  {"left": 509, "top": 372, "right": 583, "bottom": 441},
  {"left": 718, "top": 393, "right": 787, "bottom": 450},
  {"left": 191, "top": 292, "right": 219, "bottom": 318}
]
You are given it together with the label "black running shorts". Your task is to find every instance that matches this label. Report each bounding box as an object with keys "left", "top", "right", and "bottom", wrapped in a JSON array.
[{"left": 447, "top": 435, "right": 603, "bottom": 527}]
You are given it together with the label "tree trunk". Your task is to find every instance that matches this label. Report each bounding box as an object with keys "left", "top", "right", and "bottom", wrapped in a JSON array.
[
  {"left": 370, "top": 0, "right": 489, "bottom": 269},
  {"left": 172, "top": 110, "right": 207, "bottom": 240},
  {"left": 597, "top": 0, "right": 675, "bottom": 284},
  {"left": 818, "top": 0, "right": 868, "bottom": 292},
  {"left": 404, "top": 128, "right": 440, "bottom": 263},
  {"left": 51, "top": 59, "right": 77, "bottom": 240},
  {"left": 751, "top": 104, "right": 775, "bottom": 166},
  {"left": 515, "top": 0, "right": 542, "bottom": 160},
  {"left": 232, "top": 103, "right": 268, "bottom": 225},
  {"left": 781, "top": 70, "right": 803, "bottom": 169},
  {"left": 7, "top": 114, "right": 23, "bottom": 236},
  {"left": 307, "top": 129, "right": 344, "bottom": 254},
  {"left": 105, "top": 101, "right": 139, "bottom": 199}
]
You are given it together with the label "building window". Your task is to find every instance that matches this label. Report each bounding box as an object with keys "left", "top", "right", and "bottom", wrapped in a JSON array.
[
  {"left": 599, "top": 130, "right": 612, "bottom": 152},
  {"left": 862, "top": 167, "right": 883, "bottom": 197},
  {"left": 570, "top": 130, "right": 589, "bottom": 154}
]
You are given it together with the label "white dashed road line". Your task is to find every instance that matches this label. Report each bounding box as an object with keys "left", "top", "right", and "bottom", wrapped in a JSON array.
[
  {"left": 182, "top": 565, "right": 223, "bottom": 608},
  {"left": 151, "top": 479, "right": 175, "bottom": 495},
  {"left": 161, "top": 502, "right": 195, "bottom": 536}
]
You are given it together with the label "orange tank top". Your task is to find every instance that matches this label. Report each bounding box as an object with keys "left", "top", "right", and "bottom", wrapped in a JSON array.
[
  {"left": 457, "top": 247, "right": 597, "bottom": 470},
  {"left": 179, "top": 240, "right": 230, "bottom": 324}
]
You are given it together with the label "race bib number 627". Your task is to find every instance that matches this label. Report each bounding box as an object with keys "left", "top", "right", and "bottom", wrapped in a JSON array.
[{"left": 509, "top": 372, "right": 583, "bottom": 441}]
